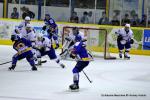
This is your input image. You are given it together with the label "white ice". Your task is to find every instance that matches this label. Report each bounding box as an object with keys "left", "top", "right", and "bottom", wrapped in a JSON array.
[{"left": 0, "top": 45, "right": 150, "bottom": 100}]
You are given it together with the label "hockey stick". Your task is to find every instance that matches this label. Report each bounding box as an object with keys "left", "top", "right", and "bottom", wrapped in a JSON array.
[
  {"left": 0, "top": 61, "right": 12, "bottom": 65},
  {"left": 41, "top": 60, "right": 47, "bottom": 63},
  {"left": 82, "top": 70, "right": 92, "bottom": 83}
]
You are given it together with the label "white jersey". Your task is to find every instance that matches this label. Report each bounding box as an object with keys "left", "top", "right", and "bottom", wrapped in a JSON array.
[
  {"left": 12, "top": 29, "right": 22, "bottom": 38},
  {"left": 116, "top": 28, "right": 133, "bottom": 41},
  {"left": 36, "top": 37, "right": 51, "bottom": 52},
  {"left": 18, "top": 21, "right": 29, "bottom": 29},
  {"left": 21, "top": 28, "right": 36, "bottom": 43},
  {"left": 78, "top": 31, "right": 87, "bottom": 40}
]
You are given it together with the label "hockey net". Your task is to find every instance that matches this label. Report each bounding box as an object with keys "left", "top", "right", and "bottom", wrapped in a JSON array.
[{"left": 61, "top": 26, "right": 116, "bottom": 60}]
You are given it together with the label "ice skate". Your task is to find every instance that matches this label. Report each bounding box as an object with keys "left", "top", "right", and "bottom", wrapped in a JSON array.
[
  {"left": 60, "top": 63, "right": 65, "bottom": 68},
  {"left": 69, "top": 84, "right": 79, "bottom": 91},
  {"left": 31, "top": 66, "right": 37, "bottom": 71},
  {"left": 8, "top": 65, "right": 16, "bottom": 71}
]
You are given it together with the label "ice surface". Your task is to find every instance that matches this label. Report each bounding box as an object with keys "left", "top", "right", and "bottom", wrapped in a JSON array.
[{"left": 0, "top": 45, "right": 150, "bottom": 100}]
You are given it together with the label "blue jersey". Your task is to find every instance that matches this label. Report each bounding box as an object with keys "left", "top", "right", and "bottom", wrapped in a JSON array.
[
  {"left": 13, "top": 38, "right": 32, "bottom": 52},
  {"left": 73, "top": 42, "right": 89, "bottom": 61},
  {"left": 44, "top": 18, "right": 57, "bottom": 29}
]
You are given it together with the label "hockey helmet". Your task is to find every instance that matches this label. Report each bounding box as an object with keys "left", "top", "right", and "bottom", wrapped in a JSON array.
[
  {"left": 25, "top": 16, "right": 31, "bottom": 21},
  {"left": 124, "top": 24, "right": 130, "bottom": 32},
  {"left": 45, "top": 14, "right": 50, "bottom": 20},
  {"left": 125, "top": 24, "right": 130, "bottom": 28},
  {"left": 45, "top": 14, "right": 50, "bottom": 17},
  {"left": 11, "top": 35, "right": 20, "bottom": 41}
]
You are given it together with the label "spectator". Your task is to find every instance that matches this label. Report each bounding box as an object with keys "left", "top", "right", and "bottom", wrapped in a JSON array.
[
  {"left": 131, "top": 14, "right": 140, "bottom": 27},
  {"left": 10, "top": 0, "right": 17, "bottom": 3},
  {"left": 21, "top": 6, "right": 35, "bottom": 19},
  {"left": 11, "top": 7, "right": 19, "bottom": 19},
  {"left": 26, "top": 8, "right": 35, "bottom": 19},
  {"left": 21, "top": 6, "right": 28, "bottom": 19},
  {"left": 70, "top": 12, "right": 79, "bottom": 23},
  {"left": 80, "top": 11, "right": 89, "bottom": 24},
  {"left": 111, "top": 12, "right": 120, "bottom": 26},
  {"left": 88, "top": 11, "right": 93, "bottom": 23},
  {"left": 121, "top": 14, "right": 131, "bottom": 25},
  {"left": 98, "top": 11, "right": 109, "bottom": 25},
  {"left": 140, "top": 14, "right": 147, "bottom": 27}
]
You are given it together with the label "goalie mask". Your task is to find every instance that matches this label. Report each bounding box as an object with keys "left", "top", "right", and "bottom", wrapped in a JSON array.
[{"left": 72, "top": 27, "right": 79, "bottom": 36}]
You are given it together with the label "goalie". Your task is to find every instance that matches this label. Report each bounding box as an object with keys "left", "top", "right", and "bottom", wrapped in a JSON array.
[
  {"left": 60, "top": 27, "right": 87, "bottom": 59},
  {"left": 115, "top": 24, "right": 134, "bottom": 59}
]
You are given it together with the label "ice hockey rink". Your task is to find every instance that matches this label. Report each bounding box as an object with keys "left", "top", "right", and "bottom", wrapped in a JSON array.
[{"left": 0, "top": 45, "right": 150, "bottom": 100}]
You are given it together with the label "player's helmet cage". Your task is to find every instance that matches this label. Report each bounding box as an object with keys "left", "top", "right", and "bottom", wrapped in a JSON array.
[
  {"left": 11, "top": 35, "right": 20, "bottom": 41},
  {"left": 26, "top": 24, "right": 32, "bottom": 28}
]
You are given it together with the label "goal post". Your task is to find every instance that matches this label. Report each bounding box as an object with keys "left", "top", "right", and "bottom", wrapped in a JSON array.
[{"left": 62, "top": 26, "right": 116, "bottom": 60}]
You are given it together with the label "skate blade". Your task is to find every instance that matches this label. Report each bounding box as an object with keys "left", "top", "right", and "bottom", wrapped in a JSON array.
[
  {"left": 69, "top": 88, "right": 79, "bottom": 92},
  {"left": 124, "top": 58, "right": 130, "bottom": 60}
]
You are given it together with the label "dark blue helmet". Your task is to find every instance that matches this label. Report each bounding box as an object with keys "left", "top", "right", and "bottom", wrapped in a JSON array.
[
  {"left": 11, "top": 35, "right": 20, "bottom": 41},
  {"left": 75, "top": 35, "right": 82, "bottom": 42},
  {"left": 45, "top": 14, "right": 50, "bottom": 17}
]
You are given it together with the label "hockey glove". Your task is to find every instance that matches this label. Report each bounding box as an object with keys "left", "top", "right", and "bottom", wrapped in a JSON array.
[
  {"left": 117, "top": 35, "right": 123, "bottom": 41},
  {"left": 130, "top": 39, "right": 134, "bottom": 44},
  {"left": 55, "top": 44, "right": 59, "bottom": 49},
  {"left": 70, "top": 53, "right": 76, "bottom": 59},
  {"left": 42, "top": 26, "right": 47, "bottom": 31},
  {"left": 40, "top": 47, "right": 46, "bottom": 53},
  {"left": 82, "top": 39, "right": 87, "bottom": 42}
]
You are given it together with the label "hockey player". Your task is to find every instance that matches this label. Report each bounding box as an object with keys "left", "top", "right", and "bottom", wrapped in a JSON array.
[
  {"left": 21, "top": 24, "right": 36, "bottom": 45},
  {"left": 9, "top": 35, "right": 37, "bottom": 71},
  {"left": 18, "top": 16, "right": 31, "bottom": 30},
  {"left": 42, "top": 14, "right": 59, "bottom": 49},
  {"left": 115, "top": 24, "right": 134, "bottom": 59},
  {"left": 20, "top": 23, "right": 40, "bottom": 65},
  {"left": 69, "top": 35, "right": 90, "bottom": 91},
  {"left": 12, "top": 27, "right": 22, "bottom": 38},
  {"left": 34, "top": 33, "right": 65, "bottom": 68}
]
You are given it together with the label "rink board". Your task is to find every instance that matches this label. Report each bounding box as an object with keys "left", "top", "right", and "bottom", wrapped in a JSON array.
[{"left": 0, "top": 18, "right": 150, "bottom": 55}]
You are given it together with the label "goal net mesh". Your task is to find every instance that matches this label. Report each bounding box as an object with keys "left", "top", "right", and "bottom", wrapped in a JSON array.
[{"left": 62, "top": 26, "right": 116, "bottom": 59}]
